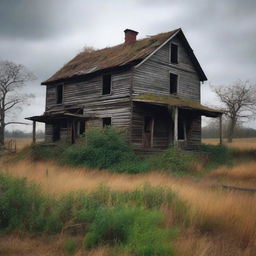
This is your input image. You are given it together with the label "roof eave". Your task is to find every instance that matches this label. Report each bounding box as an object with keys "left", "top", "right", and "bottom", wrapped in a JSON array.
[{"left": 41, "top": 59, "right": 142, "bottom": 86}]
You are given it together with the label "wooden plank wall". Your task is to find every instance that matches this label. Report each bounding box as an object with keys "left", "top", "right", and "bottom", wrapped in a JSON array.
[
  {"left": 45, "top": 124, "right": 52, "bottom": 143},
  {"left": 45, "top": 70, "right": 132, "bottom": 142},
  {"left": 132, "top": 35, "right": 202, "bottom": 149},
  {"left": 133, "top": 35, "right": 200, "bottom": 102}
]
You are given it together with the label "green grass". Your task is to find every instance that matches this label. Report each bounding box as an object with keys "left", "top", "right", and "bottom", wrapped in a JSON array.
[
  {"left": 0, "top": 174, "right": 187, "bottom": 255},
  {"left": 197, "top": 144, "right": 233, "bottom": 170}
]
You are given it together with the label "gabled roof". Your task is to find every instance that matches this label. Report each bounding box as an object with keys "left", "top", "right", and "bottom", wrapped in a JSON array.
[
  {"left": 133, "top": 94, "right": 222, "bottom": 117},
  {"left": 42, "top": 28, "right": 207, "bottom": 85}
]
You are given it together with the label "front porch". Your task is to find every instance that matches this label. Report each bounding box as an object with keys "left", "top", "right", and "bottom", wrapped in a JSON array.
[
  {"left": 26, "top": 110, "right": 98, "bottom": 144},
  {"left": 131, "top": 94, "right": 223, "bottom": 151}
]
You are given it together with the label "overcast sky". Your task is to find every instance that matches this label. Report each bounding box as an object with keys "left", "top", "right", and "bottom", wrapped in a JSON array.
[{"left": 0, "top": 0, "right": 256, "bottom": 132}]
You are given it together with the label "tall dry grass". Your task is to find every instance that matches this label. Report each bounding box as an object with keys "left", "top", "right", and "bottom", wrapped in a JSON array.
[
  {"left": 209, "top": 161, "right": 256, "bottom": 180},
  {"left": 1, "top": 159, "right": 256, "bottom": 255},
  {"left": 203, "top": 137, "right": 256, "bottom": 150}
]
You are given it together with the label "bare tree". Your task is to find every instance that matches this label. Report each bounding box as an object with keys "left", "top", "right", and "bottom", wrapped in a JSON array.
[
  {"left": 0, "top": 60, "right": 35, "bottom": 147},
  {"left": 214, "top": 80, "right": 256, "bottom": 142}
]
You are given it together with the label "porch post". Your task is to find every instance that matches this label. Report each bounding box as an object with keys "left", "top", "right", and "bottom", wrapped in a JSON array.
[
  {"left": 151, "top": 118, "right": 154, "bottom": 148},
  {"left": 32, "top": 121, "right": 36, "bottom": 144},
  {"left": 174, "top": 107, "right": 178, "bottom": 147},
  {"left": 219, "top": 114, "right": 223, "bottom": 145}
]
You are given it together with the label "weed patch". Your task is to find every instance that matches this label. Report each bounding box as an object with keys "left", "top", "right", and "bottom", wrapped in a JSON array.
[{"left": 0, "top": 174, "right": 187, "bottom": 255}]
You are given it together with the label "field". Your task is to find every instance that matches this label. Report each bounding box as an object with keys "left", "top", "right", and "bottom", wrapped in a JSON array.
[
  {"left": 0, "top": 137, "right": 256, "bottom": 256},
  {"left": 203, "top": 137, "right": 256, "bottom": 150}
]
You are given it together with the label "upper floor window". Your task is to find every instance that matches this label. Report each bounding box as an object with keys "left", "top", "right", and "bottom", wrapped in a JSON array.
[
  {"left": 170, "top": 43, "right": 178, "bottom": 64},
  {"left": 170, "top": 73, "right": 178, "bottom": 94},
  {"left": 56, "top": 84, "right": 63, "bottom": 104},
  {"left": 102, "top": 74, "right": 111, "bottom": 95}
]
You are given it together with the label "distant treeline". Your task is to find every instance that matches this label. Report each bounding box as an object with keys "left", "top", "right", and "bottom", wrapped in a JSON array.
[
  {"left": 202, "top": 124, "right": 256, "bottom": 138},
  {"left": 5, "top": 130, "right": 45, "bottom": 139}
]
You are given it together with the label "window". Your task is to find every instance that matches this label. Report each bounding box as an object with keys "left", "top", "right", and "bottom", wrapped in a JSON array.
[
  {"left": 170, "top": 43, "right": 178, "bottom": 64},
  {"left": 170, "top": 73, "right": 178, "bottom": 94},
  {"left": 56, "top": 84, "right": 63, "bottom": 104},
  {"left": 102, "top": 75, "right": 111, "bottom": 95},
  {"left": 103, "top": 117, "right": 111, "bottom": 127},
  {"left": 79, "top": 121, "right": 85, "bottom": 135}
]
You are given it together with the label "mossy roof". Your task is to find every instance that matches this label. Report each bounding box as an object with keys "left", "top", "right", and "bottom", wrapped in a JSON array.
[
  {"left": 42, "top": 28, "right": 207, "bottom": 85},
  {"left": 133, "top": 94, "right": 222, "bottom": 117},
  {"left": 42, "top": 29, "right": 179, "bottom": 85}
]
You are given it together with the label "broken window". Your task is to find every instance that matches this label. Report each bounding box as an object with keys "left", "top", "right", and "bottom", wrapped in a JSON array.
[
  {"left": 170, "top": 73, "right": 178, "bottom": 94},
  {"left": 103, "top": 117, "right": 111, "bottom": 127},
  {"left": 170, "top": 43, "right": 178, "bottom": 64},
  {"left": 102, "top": 75, "right": 111, "bottom": 95},
  {"left": 56, "top": 84, "right": 63, "bottom": 104}
]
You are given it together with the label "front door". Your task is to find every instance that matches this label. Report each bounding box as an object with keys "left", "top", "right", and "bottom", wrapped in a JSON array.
[{"left": 143, "top": 116, "right": 154, "bottom": 148}]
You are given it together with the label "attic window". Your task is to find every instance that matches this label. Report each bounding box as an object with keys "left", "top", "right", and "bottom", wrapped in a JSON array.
[
  {"left": 170, "top": 73, "right": 178, "bottom": 94},
  {"left": 170, "top": 43, "right": 178, "bottom": 64},
  {"left": 103, "top": 117, "right": 111, "bottom": 127},
  {"left": 56, "top": 84, "right": 63, "bottom": 104},
  {"left": 102, "top": 75, "right": 111, "bottom": 95}
]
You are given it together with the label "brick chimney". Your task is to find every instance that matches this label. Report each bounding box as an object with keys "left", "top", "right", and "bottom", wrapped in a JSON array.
[{"left": 124, "top": 29, "right": 138, "bottom": 45}]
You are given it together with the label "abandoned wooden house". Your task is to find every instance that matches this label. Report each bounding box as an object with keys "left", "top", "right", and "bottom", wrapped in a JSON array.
[{"left": 27, "top": 28, "right": 222, "bottom": 152}]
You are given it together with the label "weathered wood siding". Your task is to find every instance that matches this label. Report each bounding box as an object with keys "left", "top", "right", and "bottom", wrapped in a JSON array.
[
  {"left": 45, "top": 70, "right": 132, "bottom": 142},
  {"left": 185, "top": 113, "right": 201, "bottom": 149},
  {"left": 45, "top": 124, "right": 52, "bottom": 143},
  {"left": 132, "top": 35, "right": 201, "bottom": 102},
  {"left": 131, "top": 35, "right": 202, "bottom": 148}
]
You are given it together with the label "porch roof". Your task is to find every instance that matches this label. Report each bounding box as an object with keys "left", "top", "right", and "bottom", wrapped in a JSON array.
[
  {"left": 133, "top": 94, "right": 222, "bottom": 117},
  {"left": 26, "top": 111, "right": 97, "bottom": 123}
]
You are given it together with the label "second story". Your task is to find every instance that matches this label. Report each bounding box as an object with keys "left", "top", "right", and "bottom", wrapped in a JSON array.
[{"left": 42, "top": 28, "right": 207, "bottom": 112}]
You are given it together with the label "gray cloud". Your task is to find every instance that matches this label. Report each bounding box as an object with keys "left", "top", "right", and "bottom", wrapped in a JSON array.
[{"left": 0, "top": 0, "right": 255, "bottom": 130}]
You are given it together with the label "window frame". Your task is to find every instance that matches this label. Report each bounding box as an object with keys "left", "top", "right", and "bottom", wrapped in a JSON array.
[
  {"left": 56, "top": 84, "right": 64, "bottom": 105},
  {"left": 169, "top": 72, "right": 178, "bottom": 95},
  {"left": 102, "top": 117, "right": 112, "bottom": 128},
  {"left": 102, "top": 74, "right": 112, "bottom": 95},
  {"left": 169, "top": 43, "right": 179, "bottom": 64}
]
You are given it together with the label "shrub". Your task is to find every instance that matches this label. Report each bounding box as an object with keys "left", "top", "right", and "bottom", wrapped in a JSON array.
[
  {"left": 24, "top": 142, "right": 64, "bottom": 161},
  {"left": 63, "top": 127, "right": 151, "bottom": 173},
  {"left": 198, "top": 144, "right": 233, "bottom": 169},
  {"left": 155, "top": 148, "right": 197, "bottom": 174},
  {"left": 63, "top": 238, "right": 77, "bottom": 256},
  {"left": 0, "top": 174, "right": 45, "bottom": 231},
  {"left": 84, "top": 206, "right": 174, "bottom": 256}
]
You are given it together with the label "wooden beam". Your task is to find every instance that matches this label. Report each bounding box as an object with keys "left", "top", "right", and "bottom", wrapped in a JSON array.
[
  {"left": 151, "top": 118, "right": 154, "bottom": 148},
  {"left": 219, "top": 115, "right": 223, "bottom": 145},
  {"left": 32, "top": 121, "right": 36, "bottom": 143},
  {"left": 174, "top": 107, "right": 178, "bottom": 147}
]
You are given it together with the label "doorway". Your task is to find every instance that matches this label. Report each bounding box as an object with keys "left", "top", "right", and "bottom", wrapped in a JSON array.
[
  {"left": 52, "top": 125, "right": 60, "bottom": 142},
  {"left": 143, "top": 116, "right": 154, "bottom": 148}
]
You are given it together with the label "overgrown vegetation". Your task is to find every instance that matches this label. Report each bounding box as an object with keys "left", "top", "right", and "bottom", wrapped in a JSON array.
[
  {"left": 0, "top": 174, "right": 185, "bottom": 255},
  {"left": 197, "top": 144, "right": 233, "bottom": 169},
  {"left": 16, "top": 127, "right": 235, "bottom": 175}
]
